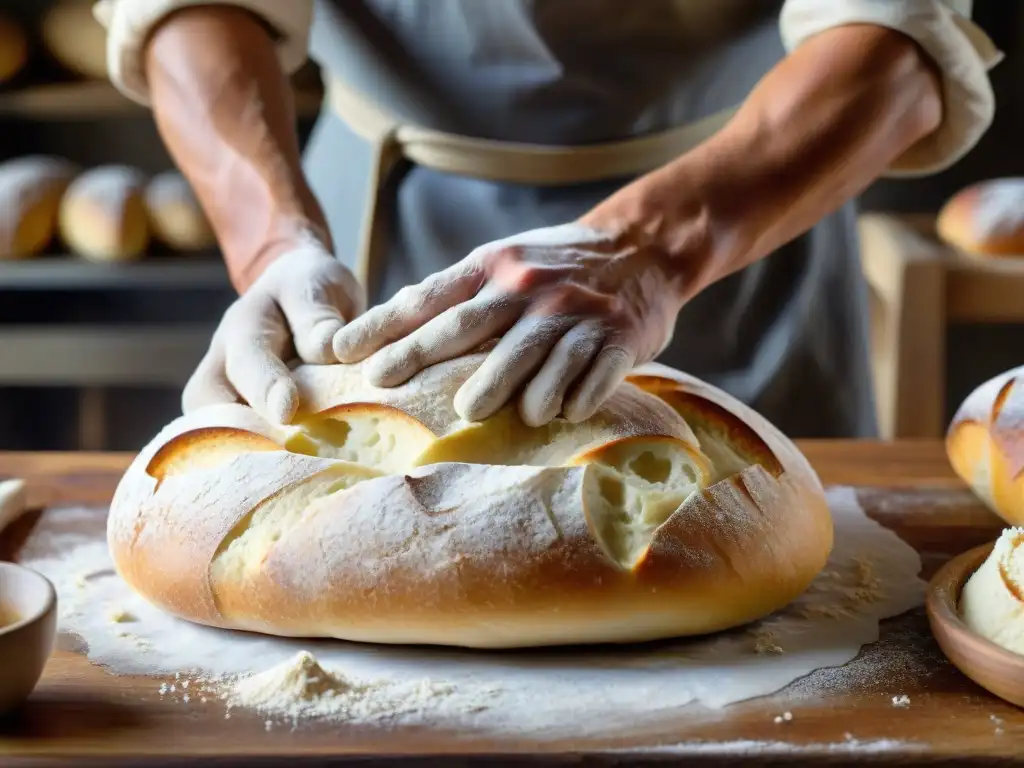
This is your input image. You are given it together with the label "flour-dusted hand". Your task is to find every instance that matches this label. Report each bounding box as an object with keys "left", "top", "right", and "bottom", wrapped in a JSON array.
[
  {"left": 183, "top": 244, "right": 365, "bottom": 424},
  {"left": 332, "top": 224, "right": 688, "bottom": 426}
]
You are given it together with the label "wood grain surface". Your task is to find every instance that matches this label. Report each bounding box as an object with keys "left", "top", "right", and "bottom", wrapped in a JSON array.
[{"left": 0, "top": 441, "right": 1020, "bottom": 767}]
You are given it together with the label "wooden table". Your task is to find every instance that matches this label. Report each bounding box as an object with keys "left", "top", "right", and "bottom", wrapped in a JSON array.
[{"left": 0, "top": 441, "right": 1018, "bottom": 766}]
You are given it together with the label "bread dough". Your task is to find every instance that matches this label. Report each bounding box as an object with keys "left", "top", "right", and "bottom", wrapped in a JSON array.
[
  {"left": 23, "top": 484, "right": 925, "bottom": 730},
  {"left": 108, "top": 355, "right": 833, "bottom": 648},
  {"left": 961, "top": 528, "right": 1024, "bottom": 654}
]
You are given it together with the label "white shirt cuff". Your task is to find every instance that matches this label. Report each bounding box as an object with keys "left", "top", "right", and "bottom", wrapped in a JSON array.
[
  {"left": 93, "top": 0, "right": 313, "bottom": 106},
  {"left": 780, "top": 0, "right": 1003, "bottom": 178}
]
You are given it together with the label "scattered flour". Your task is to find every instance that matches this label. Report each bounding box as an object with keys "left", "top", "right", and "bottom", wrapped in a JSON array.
[
  {"left": 625, "top": 736, "right": 925, "bottom": 755},
  {"left": 215, "top": 650, "right": 493, "bottom": 729},
  {"left": 991, "top": 714, "right": 1005, "bottom": 735},
  {"left": 892, "top": 695, "right": 911, "bottom": 708},
  {"left": 16, "top": 487, "right": 926, "bottom": 745}
]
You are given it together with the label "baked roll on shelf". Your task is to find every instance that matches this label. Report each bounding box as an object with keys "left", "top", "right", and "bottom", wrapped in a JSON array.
[
  {"left": 0, "top": 156, "right": 79, "bottom": 260},
  {"left": 937, "top": 178, "right": 1024, "bottom": 258}
]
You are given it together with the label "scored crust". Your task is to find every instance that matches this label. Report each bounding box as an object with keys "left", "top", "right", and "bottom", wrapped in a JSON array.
[
  {"left": 947, "top": 365, "right": 1024, "bottom": 525},
  {"left": 108, "top": 354, "right": 833, "bottom": 648}
]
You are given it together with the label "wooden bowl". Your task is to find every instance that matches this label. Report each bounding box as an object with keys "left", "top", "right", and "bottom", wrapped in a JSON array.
[
  {"left": 0, "top": 562, "right": 57, "bottom": 715},
  {"left": 926, "top": 541, "right": 1024, "bottom": 707}
]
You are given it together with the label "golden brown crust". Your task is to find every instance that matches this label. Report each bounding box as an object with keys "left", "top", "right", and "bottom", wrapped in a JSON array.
[
  {"left": 108, "top": 355, "right": 833, "bottom": 648},
  {"left": 146, "top": 427, "right": 282, "bottom": 484},
  {"left": 947, "top": 366, "right": 1024, "bottom": 526},
  {"left": 937, "top": 179, "right": 1024, "bottom": 258}
]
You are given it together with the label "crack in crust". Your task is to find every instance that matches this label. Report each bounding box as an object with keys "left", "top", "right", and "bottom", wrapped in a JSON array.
[{"left": 107, "top": 354, "right": 832, "bottom": 648}]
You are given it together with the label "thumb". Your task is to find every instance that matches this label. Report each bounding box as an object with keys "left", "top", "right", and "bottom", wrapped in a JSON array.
[
  {"left": 277, "top": 264, "right": 364, "bottom": 364},
  {"left": 221, "top": 300, "right": 301, "bottom": 424}
]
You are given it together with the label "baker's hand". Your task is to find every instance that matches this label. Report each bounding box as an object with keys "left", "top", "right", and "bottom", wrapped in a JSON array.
[
  {"left": 183, "top": 245, "right": 365, "bottom": 424},
  {"left": 332, "top": 223, "right": 687, "bottom": 426}
]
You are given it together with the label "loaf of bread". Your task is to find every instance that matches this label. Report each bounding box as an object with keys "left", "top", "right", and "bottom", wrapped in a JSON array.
[
  {"left": 0, "top": 156, "right": 78, "bottom": 260},
  {"left": 108, "top": 355, "right": 832, "bottom": 649},
  {"left": 961, "top": 528, "right": 1024, "bottom": 655},
  {"left": 59, "top": 166, "right": 150, "bottom": 262},
  {"left": 41, "top": 0, "right": 108, "bottom": 80},
  {"left": 937, "top": 178, "right": 1024, "bottom": 258},
  {"left": 947, "top": 366, "right": 1024, "bottom": 525},
  {"left": 144, "top": 171, "right": 216, "bottom": 251},
  {"left": 0, "top": 13, "right": 28, "bottom": 85}
]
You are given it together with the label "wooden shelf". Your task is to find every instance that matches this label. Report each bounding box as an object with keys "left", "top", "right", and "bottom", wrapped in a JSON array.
[
  {"left": 0, "top": 256, "right": 231, "bottom": 290},
  {"left": 0, "top": 80, "right": 323, "bottom": 119},
  {"left": 0, "top": 324, "right": 213, "bottom": 386}
]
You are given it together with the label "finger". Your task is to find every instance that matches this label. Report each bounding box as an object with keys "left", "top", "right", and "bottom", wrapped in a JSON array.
[
  {"left": 333, "top": 266, "right": 484, "bottom": 363},
  {"left": 276, "top": 277, "right": 348, "bottom": 364},
  {"left": 365, "top": 288, "right": 524, "bottom": 387},
  {"left": 181, "top": 344, "right": 240, "bottom": 413},
  {"left": 518, "top": 321, "right": 605, "bottom": 427},
  {"left": 563, "top": 339, "right": 637, "bottom": 423},
  {"left": 453, "top": 312, "right": 578, "bottom": 423},
  {"left": 223, "top": 306, "right": 300, "bottom": 424}
]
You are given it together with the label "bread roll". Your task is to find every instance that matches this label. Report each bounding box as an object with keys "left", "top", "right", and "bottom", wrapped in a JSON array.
[
  {"left": 60, "top": 166, "right": 150, "bottom": 262},
  {"left": 961, "top": 528, "right": 1024, "bottom": 655},
  {"left": 937, "top": 178, "right": 1024, "bottom": 258},
  {"left": 108, "top": 355, "right": 832, "bottom": 649},
  {"left": 0, "top": 13, "right": 28, "bottom": 85},
  {"left": 0, "top": 156, "right": 78, "bottom": 260},
  {"left": 144, "top": 171, "right": 216, "bottom": 251},
  {"left": 41, "top": 0, "right": 108, "bottom": 80},
  {"left": 947, "top": 366, "right": 1024, "bottom": 525}
]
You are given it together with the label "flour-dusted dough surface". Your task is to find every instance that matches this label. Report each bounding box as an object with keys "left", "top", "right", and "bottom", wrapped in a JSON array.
[
  {"left": 961, "top": 528, "right": 1024, "bottom": 654},
  {"left": 21, "top": 487, "right": 923, "bottom": 734},
  {"left": 108, "top": 355, "right": 833, "bottom": 648}
]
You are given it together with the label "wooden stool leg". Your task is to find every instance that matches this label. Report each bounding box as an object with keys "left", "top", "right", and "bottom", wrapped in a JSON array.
[
  {"left": 860, "top": 214, "right": 947, "bottom": 439},
  {"left": 77, "top": 387, "right": 107, "bottom": 451}
]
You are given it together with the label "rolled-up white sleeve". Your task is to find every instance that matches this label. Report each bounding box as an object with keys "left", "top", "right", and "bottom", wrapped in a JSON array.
[
  {"left": 779, "top": 0, "right": 1003, "bottom": 178},
  {"left": 92, "top": 0, "right": 314, "bottom": 106}
]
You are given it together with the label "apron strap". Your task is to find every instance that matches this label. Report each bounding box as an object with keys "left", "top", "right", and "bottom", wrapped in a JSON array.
[{"left": 326, "top": 75, "right": 737, "bottom": 288}]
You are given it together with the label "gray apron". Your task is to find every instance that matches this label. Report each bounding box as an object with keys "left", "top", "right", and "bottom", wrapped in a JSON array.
[{"left": 301, "top": 0, "right": 877, "bottom": 439}]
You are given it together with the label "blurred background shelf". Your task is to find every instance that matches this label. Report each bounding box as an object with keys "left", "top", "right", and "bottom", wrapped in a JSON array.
[
  {"left": 0, "top": 256, "right": 230, "bottom": 290},
  {"left": 0, "top": 324, "right": 211, "bottom": 386},
  {"left": 0, "top": 80, "right": 324, "bottom": 119}
]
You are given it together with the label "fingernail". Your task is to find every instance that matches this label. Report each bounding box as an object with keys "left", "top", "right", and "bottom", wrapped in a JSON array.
[
  {"left": 307, "top": 319, "right": 343, "bottom": 363},
  {"left": 454, "top": 383, "right": 495, "bottom": 423},
  {"left": 332, "top": 327, "right": 367, "bottom": 364},
  {"left": 521, "top": 395, "right": 560, "bottom": 428},
  {"left": 266, "top": 378, "right": 299, "bottom": 424}
]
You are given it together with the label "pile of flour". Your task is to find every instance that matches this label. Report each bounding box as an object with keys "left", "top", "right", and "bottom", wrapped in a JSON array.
[
  {"left": 18, "top": 486, "right": 924, "bottom": 739},
  {"left": 163, "top": 650, "right": 497, "bottom": 730}
]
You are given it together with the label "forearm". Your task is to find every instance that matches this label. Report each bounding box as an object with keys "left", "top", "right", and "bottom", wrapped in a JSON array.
[
  {"left": 584, "top": 23, "right": 943, "bottom": 296},
  {"left": 144, "top": 5, "right": 330, "bottom": 292}
]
